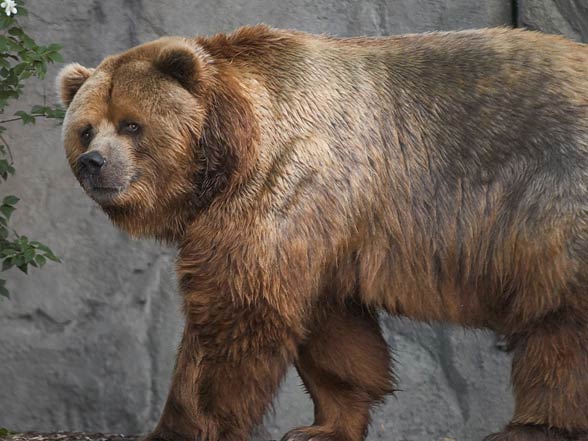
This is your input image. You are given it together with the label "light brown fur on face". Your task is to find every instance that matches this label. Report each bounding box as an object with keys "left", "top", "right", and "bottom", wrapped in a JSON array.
[{"left": 59, "top": 26, "right": 588, "bottom": 441}]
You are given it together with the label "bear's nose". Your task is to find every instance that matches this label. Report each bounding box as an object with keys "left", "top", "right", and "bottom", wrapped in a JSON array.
[{"left": 78, "top": 151, "right": 106, "bottom": 174}]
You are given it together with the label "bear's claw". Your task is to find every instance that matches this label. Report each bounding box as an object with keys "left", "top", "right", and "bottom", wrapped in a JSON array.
[{"left": 280, "top": 427, "right": 350, "bottom": 441}]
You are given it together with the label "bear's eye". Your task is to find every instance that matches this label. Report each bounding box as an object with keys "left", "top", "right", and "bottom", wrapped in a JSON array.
[
  {"left": 80, "top": 126, "right": 93, "bottom": 146},
  {"left": 121, "top": 121, "right": 141, "bottom": 135}
]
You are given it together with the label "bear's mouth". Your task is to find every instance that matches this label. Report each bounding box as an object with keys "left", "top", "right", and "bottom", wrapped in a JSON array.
[
  {"left": 83, "top": 184, "right": 126, "bottom": 205},
  {"left": 79, "top": 171, "right": 134, "bottom": 206}
]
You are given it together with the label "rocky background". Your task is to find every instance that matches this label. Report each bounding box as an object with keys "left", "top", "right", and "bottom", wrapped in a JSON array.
[{"left": 0, "top": 0, "right": 586, "bottom": 440}]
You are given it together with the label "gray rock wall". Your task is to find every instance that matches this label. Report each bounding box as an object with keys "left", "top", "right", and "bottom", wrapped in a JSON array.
[
  {"left": 518, "top": 0, "right": 588, "bottom": 42},
  {"left": 0, "top": 1, "right": 585, "bottom": 440}
]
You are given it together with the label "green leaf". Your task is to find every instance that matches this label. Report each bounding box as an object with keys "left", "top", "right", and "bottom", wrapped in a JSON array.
[
  {"left": 0, "top": 160, "right": 11, "bottom": 173},
  {"left": 47, "top": 105, "right": 65, "bottom": 120},
  {"left": 7, "top": 27, "right": 24, "bottom": 37},
  {"left": 30, "top": 241, "right": 60, "bottom": 263},
  {"left": 0, "top": 36, "right": 11, "bottom": 51},
  {"left": 12, "top": 62, "right": 27, "bottom": 76},
  {"left": 3, "top": 195, "right": 18, "bottom": 205},
  {"left": 30, "top": 104, "right": 47, "bottom": 114},
  {"left": 34, "top": 254, "right": 46, "bottom": 267},
  {"left": 0, "top": 204, "right": 15, "bottom": 219},
  {"left": 23, "top": 246, "right": 34, "bottom": 262},
  {"left": 44, "top": 252, "right": 60, "bottom": 263},
  {"left": 16, "top": 263, "right": 28, "bottom": 274},
  {"left": 0, "top": 161, "right": 16, "bottom": 179},
  {"left": 31, "top": 242, "right": 50, "bottom": 252},
  {"left": 0, "top": 284, "right": 9, "bottom": 298},
  {"left": 47, "top": 51, "right": 63, "bottom": 63},
  {"left": 2, "top": 258, "right": 13, "bottom": 271},
  {"left": 0, "top": 15, "right": 15, "bottom": 31},
  {"left": 14, "top": 110, "right": 35, "bottom": 124}
]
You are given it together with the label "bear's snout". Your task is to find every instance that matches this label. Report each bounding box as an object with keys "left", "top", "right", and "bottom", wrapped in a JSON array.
[
  {"left": 78, "top": 151, "right": 106, "bottom": 175},
  {"left": 76, "top": 147, "right": 131, "bottom": 205}
]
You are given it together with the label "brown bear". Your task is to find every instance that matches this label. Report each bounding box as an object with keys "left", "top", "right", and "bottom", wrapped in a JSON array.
[{"left": 57, "top": 25, "right": 588, "bottom": 441}]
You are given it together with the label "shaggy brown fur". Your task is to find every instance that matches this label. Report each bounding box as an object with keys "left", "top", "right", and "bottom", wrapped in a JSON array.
[{"left": 58, "top": 26, "right": 588, "bottom": 441}]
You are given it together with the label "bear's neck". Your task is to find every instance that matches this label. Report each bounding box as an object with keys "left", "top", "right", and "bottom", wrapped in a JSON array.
[{"left": 103, "top": 196, "right": 199, "bottom": 244}]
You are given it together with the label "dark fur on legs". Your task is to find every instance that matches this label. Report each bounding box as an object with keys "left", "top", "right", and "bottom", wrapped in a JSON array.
[
  {"left": 282, "top": 302, "right": 394, "bottom": 441},
  {"left": 485, "top": 424, "right": 588, "bottom": 441}
]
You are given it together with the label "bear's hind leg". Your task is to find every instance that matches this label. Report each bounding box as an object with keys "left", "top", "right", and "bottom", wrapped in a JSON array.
[
  {"left": 281, "top": 303, "right": 394, "bottom": 441},
  {"left": 485, "top": 310, "right": 588, "bottom": 441}
]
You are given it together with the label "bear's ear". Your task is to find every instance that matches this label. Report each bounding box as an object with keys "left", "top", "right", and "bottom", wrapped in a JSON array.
[
  {"left": 56, "top": 63, "right": 94, "bottom": 107},
  {"left": 154, "top": 41, "right": 207, "bottom": 91}
]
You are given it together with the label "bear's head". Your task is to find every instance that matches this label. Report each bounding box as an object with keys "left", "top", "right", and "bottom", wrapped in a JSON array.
[{"left": 57, "top": 37, "right": 258, "bottom": 242}]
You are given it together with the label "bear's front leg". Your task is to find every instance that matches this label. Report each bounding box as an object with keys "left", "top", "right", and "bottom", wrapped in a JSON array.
[
  {"left": 145, "top": 292, "right": 303, "bottom": 441},
  {"left": 485, "top": 311, "right": 588, "bottom": 441}
]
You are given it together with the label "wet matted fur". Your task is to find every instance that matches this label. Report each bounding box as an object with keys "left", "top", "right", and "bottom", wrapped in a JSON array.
[{"left": 58, "top": 25, "right": 588, "bottom": 441}]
